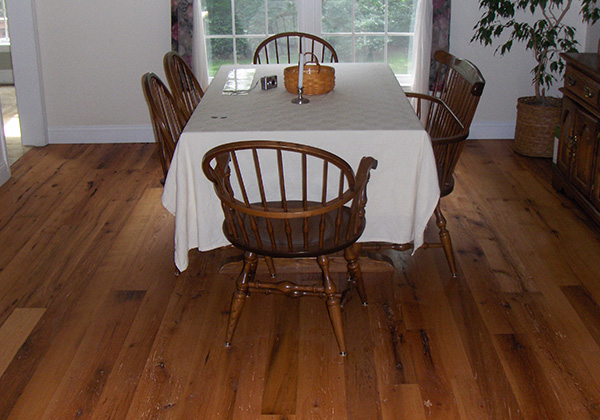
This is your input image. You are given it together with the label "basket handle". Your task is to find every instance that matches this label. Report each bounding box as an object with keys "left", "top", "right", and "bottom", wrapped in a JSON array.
[{"left": 302, "top": 52, "right": 321, "bottom": 72}]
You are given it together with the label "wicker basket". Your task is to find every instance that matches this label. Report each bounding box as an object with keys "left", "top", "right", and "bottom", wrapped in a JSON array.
[
  {"left": 513, "top": 96, "right": 562, "bottom": 158},
  {"left": 284, "top": 55, "right": 335, "bottom": 95}
]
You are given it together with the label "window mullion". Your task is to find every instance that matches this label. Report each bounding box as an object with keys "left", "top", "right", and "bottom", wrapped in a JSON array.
[
  {"left": 384, "top": 0, "right": 389, "bottom": 62},
  {"left": 264, "top": 0, "right": 269, "bottom": 34},
  {"left": 230, "top": 0, "right": 237, "bottom": 63},
  {"left": 352, "top": 0, "right": 356, "bottom": 61}
]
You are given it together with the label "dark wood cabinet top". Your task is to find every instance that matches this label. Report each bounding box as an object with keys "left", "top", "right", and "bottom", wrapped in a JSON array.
[{"left": 561, "top": 52, "right": 600, "bottom": 79}]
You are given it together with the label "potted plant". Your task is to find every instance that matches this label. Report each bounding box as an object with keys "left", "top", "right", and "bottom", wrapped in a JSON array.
[{"left": 472, "top": 0, "right": 600, "bottom": 157}]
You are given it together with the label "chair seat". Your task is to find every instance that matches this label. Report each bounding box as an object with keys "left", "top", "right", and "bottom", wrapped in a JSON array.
[
  {"left": 441, "top": 177, "right": 454, "bottom": 197},
  {"left": 224, "top": 201, "right": 365, "bottom": 258}
]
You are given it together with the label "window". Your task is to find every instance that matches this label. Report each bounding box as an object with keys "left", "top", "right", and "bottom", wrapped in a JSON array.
[
  {"left": 322, "top": 0, "right": 417, "bottom": 82},
  {"left": 0, "top": 0, "right": 9, "bottom": 45},
  {"left": 200, "top": 0, "right": 418, "bottom": 83}
]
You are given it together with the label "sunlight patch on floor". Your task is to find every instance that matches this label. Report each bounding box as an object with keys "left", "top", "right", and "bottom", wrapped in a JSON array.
[{"left": 4, "top": 115, "right": 21, "bottom": 138}]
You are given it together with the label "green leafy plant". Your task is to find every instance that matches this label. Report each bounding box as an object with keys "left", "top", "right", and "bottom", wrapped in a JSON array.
[{"left": 472, "top": 0, "right": 600, "bottom": 101}]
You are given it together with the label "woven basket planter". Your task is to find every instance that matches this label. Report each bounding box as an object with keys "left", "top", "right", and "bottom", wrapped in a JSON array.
[{"left": 513, "top": 96, "right": 562, "bottom": 158}]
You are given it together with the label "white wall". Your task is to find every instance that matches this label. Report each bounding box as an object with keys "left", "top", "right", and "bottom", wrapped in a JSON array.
[
  {"left": 33, "top": 0, "right": 170, "bottom": 143},
  {"left": 450, "top": 0, "right": 600, "bottom": 139},
  {"left": 24, "top": 0, "right": 600, "bottom": 143},
  {"left": 585, "top": 21, "right": 600, "bottom": 51}
]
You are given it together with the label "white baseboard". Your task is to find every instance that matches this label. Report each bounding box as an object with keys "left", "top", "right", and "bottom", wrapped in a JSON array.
[
  {"left": 468, "top": 121, "right": 516, "bottom": 140},
  {"left": 48, "top": 125, "right": 154, "bottom": 144},
  {"left": 0, "top": 160, "right": 10, "bottom": 187}
]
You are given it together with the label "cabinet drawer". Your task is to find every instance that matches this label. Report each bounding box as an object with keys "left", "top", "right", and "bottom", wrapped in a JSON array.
[{"left": 564, "top": 67, "right": 600, "bottom": 108}]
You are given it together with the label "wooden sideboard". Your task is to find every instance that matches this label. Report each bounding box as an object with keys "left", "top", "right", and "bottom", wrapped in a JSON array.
[{"left": 553, "top": 52, "right": 600, "bottom": 225}]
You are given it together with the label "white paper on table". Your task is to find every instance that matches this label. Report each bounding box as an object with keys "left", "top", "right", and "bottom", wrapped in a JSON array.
[{"left": 222, "top": 69, "right": 256, "bottom": 95}]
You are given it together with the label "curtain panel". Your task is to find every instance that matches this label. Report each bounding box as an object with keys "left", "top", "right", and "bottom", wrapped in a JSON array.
[
  {"left": 410, "top": 0, "right": 433, "bottom": 94},
  {"left": 430, "top": 0, "right": 451, "bottom": 88},
  {"left": 171, "top": 0, "right": 194, "bottom": 68}
]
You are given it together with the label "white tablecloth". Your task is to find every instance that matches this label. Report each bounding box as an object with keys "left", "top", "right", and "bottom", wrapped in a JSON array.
[{"left": 162, "top": 63, "right": 440, "bottom": 271}]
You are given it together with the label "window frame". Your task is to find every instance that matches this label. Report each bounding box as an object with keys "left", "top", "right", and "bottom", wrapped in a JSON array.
[{"left": 202, "top": 0, "right": 417, "bottom": 85}]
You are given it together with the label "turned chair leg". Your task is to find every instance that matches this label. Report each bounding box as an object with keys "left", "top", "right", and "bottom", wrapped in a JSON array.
[
  {"left": 225, "top": 252, "right": 258, "bottom": 347},
  {"left": 317, "top": 255, "right": 347, "bottom": 356},
  {"left": 264, "top": 256, "right": 277, "bottom": 278},
  {"left": 344, "top": 243, "right": 368, "bottom": 306},
  {"left": 434, "top": 203, "right": 458, "bottom": 278}
]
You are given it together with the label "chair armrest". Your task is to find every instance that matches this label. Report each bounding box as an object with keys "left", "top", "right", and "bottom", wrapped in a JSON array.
[
  {"left": 405, "top": 92, "right": 467, "bottom": 143},
  {"left": 349, "top": 156, "right": 378, "bottom": 236},
  {"left": 405, "top": 92, "right": 452, "bottom": 118},
  {"left": 355, "top": 157, "right": 378, "bottom": 191}
]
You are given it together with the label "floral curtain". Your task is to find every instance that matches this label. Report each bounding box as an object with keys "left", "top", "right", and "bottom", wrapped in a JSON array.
[
  {"left": 171, "top": 0, "right": 194, "bottom": 68},
  {"left": 430, "top": 0, "right": 451, "bottom": 87}
]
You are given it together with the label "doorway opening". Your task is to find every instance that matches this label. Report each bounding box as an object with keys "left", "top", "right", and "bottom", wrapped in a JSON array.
[
  {"left": 0, "top": 0, "right": 26, "bottom": 166},
  {"left": 1, "top": 85, "right": 26, "bottom": 166}
]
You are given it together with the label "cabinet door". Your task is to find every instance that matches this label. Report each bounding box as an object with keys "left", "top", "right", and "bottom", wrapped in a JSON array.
[
  {"left": 570, "top": 107, "right": 599, "bottom": 196},
  {"left": 556, "top": 97, "right": 577, "bottom": 176}
]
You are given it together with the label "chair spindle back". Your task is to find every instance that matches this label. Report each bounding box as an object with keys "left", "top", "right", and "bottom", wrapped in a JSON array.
[
  {"left": 429, "top": 50, "right": 485, "bottom": 135},
  {"left": 141, "top": 72, "right": 185, "bottom": 179},
  {"left": 202, "top": 141, "right": 376, "bottom": 257},
  {"left": 163, "top": 51, "right": 204, "bottom": 122},
  {"left": 253, "top": 32, "right": 339, "bottom": 64},
  {"left": 407, "top": 50, "right": 485, "bottom": 195}
]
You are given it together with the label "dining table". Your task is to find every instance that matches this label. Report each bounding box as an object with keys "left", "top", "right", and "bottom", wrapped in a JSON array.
[{"left": 162, "top": 62, "right": 440, "bottom": 272}]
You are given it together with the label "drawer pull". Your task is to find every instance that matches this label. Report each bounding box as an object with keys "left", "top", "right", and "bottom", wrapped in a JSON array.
[
  {"left": 584, "top": 86, "right": 596, "bottom": 98},
  {"left": 566, "top": 75, "right": 576, "bottom": 86}
]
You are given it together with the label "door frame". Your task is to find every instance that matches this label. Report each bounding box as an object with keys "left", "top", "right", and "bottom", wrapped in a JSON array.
[
  {"left": 0, "top": 109, "right": 8, "bottom": 186},
  {"left": 5, "top": 0, "right": 47, "bottom": 148}
]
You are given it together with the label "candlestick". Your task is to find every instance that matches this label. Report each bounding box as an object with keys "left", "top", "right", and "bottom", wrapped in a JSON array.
[
  {"left": 297, "top": 52, "right": 304, "bottom": 89},
  {"left": 292, "top": 51, "right": 309, "bottom": 104},
  {"left": 291, "top": 86, "right": 309, "bottom": 104}
]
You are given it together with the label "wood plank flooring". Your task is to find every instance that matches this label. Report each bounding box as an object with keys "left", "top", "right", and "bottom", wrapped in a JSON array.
[{"left": 1, "top": 140, "right": 600, "bottom": 419}]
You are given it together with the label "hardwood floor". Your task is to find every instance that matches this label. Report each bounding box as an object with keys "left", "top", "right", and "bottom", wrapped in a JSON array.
[{"left": 1, "top": 140, "right": 600, "bottom": 419}]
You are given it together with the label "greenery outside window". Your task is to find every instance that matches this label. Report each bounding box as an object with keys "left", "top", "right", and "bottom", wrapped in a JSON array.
[
  {"left": 0, "top": 0, "right": 9, "bottom": 45},
  {"left": 200, "top": 0, "right": 418, "bottom": 83}
]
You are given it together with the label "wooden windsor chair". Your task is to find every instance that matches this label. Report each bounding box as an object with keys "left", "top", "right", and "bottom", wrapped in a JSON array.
[
  {"left": 253, "top": 32, "right": 339, "bottom": 64},
  {"left": 202, "top": 141, "right": 377, "bottom": 356},
  {"left": 163, "top": 51, "right": 204, "bottom": 122},
  {"left": 364, "top": 51, "right": 484, "bottom": 277},
  {"left": 404, "top": 50, "right": 485, "bottom": 277},
  {"left": 141, "top": 72, "right": 186, "bottom": 182}
]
